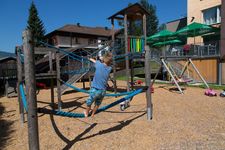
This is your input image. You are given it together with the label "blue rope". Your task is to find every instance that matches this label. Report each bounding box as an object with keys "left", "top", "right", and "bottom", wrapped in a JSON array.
[
  {"left": 62, "top": 67, "right": 95, "bottom": 75},
  {"left": 60, "top": 79, "right": 134, "bottom": 97},
  {"left": 17, "top": 48, "right": 24, "bottom": 64},
  {"left": 39, "top": 41, "right": 91, "bottom": 63},
  {"left": 114, "top": 53, "right": 131, "bottom": 59},
  {"left": 38, "top": 88, "right": 143, "bottom": 118},
  {"left": 19, "top": 84, "right": 28, "bottom": 112}
]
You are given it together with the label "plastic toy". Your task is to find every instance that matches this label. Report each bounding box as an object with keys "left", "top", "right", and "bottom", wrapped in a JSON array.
[
  {"left": 120, "top": 101, "right": 130, "bottom": 111},
  {"left": 220, "top": 90, "right": 225, "bottom": 97},
  {"left": 205, "top": 88, "right": 217, "bottom": 96}
]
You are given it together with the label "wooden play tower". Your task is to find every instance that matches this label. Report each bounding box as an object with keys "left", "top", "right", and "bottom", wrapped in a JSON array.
[{"left": 108, "top": 3, "right": 152, "bottom": 119}]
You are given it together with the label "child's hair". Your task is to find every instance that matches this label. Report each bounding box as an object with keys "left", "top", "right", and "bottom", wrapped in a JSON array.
[{"left": 103, "top": 52, "right": 113, "bottom": 66}]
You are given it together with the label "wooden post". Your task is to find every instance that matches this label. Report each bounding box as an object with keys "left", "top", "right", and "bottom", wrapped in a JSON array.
[
  {"left": 124, "top": 14, "right": 130, "bottom": 91},
  {"left": 23, "top": 29, "right": 39, "bottom": 150},
  {"left": 143, "top": 14, "right": 153, "bottom": 120},
  {"left": 144, "top": 45, "right": 153, "bottom": 120},
  {"left": 111, "top": 19, "right": 117, "bottom": 94},
  {"left": 56, "top": 53, "right": 62, "bottom": 110},
  {"left": 5, "top": 79, "right": 9, "bottom": 97},
  {"left": 130, "top": 53, "right": 134, "bottom": 90},
  {"left": 16, "top": 46, "right": 25, "bottom": 124},
  {"left": 49, "top": 51, "right": 55, "bottom": 109}
]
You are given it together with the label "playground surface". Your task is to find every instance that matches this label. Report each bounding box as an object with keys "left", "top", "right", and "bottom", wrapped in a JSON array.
[{"left": 1, "top": 80, "right": 225, "bottom": 150}]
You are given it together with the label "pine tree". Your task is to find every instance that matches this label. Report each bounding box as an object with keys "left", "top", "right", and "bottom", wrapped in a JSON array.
[
  {"left": 139, "top": 0, "right": 159, "bottom": 36},
  {"left": 27, "top": 1, "right": 46, "bottom": 46}
]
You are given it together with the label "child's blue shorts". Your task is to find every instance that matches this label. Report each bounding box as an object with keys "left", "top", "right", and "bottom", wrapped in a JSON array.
[{"left": 86, "top": 88, "right": 106, "bottom": 106}]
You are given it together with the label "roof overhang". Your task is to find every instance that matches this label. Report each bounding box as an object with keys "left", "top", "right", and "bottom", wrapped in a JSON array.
[{"left": 108, "top": 3, "right": 150, "bottom": 21}]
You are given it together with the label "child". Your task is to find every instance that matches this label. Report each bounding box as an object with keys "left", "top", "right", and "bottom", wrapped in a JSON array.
[{"left": 84, "top": 52, "right": 112, "bottom": 117}]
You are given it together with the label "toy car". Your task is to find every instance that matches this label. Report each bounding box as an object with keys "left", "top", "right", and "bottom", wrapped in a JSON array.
[
  {"left": 120, "top": 101, "right": 130, "bottom": 111},
  {"left": 220, "top": 90, "right": 225, "bottom": 97},
  {"left": 205, "top": 89, "right": 217, "bottom": 96}
]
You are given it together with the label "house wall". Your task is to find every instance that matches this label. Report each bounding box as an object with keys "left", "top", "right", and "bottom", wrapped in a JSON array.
[
  {"left": 187, "top": 0, "right": 224, "bottom": 84},
  {"left": 0, "top": 59, "right": 17, "bottom": 78},
  {"left": 56, "top": 35, "right": 96, "bottom": 48},
  {"left": 178, "top": 59, "right": 217, "bottom": 83},
  {"left": 166, "top": 18, "right": 187, "bottom": 32},
  {"left": 187, "top": 0, "right": 221, "bottom": 44},
  {"left": 222, "top": 61, "right": 225, "bottom": 84}
]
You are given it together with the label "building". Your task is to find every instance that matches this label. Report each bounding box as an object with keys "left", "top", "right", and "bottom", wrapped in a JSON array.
[
  {"left": 187, "top": 0, "right": 224, "bottom": 84},
  {"left": 166, "top": 17, "right": 187, "bottom": 32},
  {"left": 0, "top": 51, "right": 17, "bottom": 97},
  {"left": 46, "top": 24, "right": 116, "bottom": 50}
]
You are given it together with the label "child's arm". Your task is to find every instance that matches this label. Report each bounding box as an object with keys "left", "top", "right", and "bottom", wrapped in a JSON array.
[{"left": 89, "top": 58, "right": 96, "bottom": 63}]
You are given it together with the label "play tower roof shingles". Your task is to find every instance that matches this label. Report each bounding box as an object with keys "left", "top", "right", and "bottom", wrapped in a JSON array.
[{"left": 108, "top": 3, "right": 150, "bottom": 20}]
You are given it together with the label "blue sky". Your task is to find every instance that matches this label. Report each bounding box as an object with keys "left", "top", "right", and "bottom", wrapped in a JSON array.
[{"left": 0, "top": 0, "right": 186, "bottom": 53}]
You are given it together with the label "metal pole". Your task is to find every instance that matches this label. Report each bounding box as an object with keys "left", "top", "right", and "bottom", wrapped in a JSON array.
[
  {"left": 161, "top": 59, "right": 184, "bottom": 94},
  {"left": 217, "top": 59, "right": 222, "bottom": 85},
  {"left": 179, "top": 60, "right": 190, "bottom": 78},
  {"left": 16, "top": 46, "right": 25, "bottom": 124},
  {"left": 189, "top": 58, "right": 209, "bottom": 88},
  {"left": 23, "top": 29, "right": 39, "bottom": 150}
]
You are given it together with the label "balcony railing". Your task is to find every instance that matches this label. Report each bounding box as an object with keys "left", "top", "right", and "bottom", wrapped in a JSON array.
[{"left": 151, "top": 44, "right": 220, "bottom": 59}]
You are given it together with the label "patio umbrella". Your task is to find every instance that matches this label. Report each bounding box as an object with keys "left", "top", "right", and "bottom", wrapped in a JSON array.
[
  {"left": 152, "top": 39, "right": 182, "bottom": 47},
  {"left": 176, "top": 22, "right": 213, "bottom": 37},
  {"left": 176, "top": 22, "right": 213, "bottom": 47},
  {"left": 147, "top": 30, "right": 177, "bottom": 43}
]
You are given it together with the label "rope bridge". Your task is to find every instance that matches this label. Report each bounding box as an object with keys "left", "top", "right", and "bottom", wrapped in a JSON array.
[
  {"left": 59, "top": 79, "right": 134, "bottom": 97},
  {"left": 19, "top": 82, "right": 143, "bottom": 118},
  {"left": 38, "top": 88, "right": 143, "bottom": 118}
]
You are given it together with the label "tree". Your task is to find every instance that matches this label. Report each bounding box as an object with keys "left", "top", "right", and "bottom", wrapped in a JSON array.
[
  {"left": 139, "top": 0, "right": 159, "bottom": 36},
  {"left": 158, "top": 23, "right": 166, "bottom": 31},
  {"left": 27, "top": 1, "right": 46, "bottom": 46}
]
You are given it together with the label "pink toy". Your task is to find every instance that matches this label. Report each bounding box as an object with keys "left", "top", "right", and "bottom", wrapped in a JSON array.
[{"left": 205, "top": 89, "right": 217, "bottom": 96}]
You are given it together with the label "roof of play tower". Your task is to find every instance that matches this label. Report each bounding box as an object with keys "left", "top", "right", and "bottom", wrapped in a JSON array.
[{"left": 108, "top": 3, "right": 150, "bottom": 20}]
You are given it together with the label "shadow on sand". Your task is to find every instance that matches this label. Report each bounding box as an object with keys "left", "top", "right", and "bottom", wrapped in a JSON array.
[
  {"left": 49, "top": 111, "right": 146, "bottom": 150},
  {"left": 0, "top": 102, "right": 15, "bottom": 149}
]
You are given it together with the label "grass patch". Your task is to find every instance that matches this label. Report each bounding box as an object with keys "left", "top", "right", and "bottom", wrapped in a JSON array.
[{"left": 115, "top": 75, "right": 225, "bottom": 90}]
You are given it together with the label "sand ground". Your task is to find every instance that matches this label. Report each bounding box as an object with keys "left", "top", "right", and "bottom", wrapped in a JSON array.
[{"left": 0, "top": 80, "right": 225, "bottom": 150}]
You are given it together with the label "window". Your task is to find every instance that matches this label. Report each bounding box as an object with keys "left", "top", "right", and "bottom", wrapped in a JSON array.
[
  {"left": 72, "top": 37, "right": 80, "bottom": 44},
  {"left": 88, "top": 39, "right": 96, "bottom": 44},
  {"left": 203, "top": 6, "right": 221, "bottom": 25}
]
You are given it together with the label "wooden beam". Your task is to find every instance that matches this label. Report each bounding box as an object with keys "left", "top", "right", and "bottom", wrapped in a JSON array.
[
  {"left": 111, "top": 19, "right": 117, "bottom": 94},
  {"left": 144, "top": 14, "right": 153, "bottom": 120},
  {"left": 23, "top": 29, "right": 40, "bottom": 150},
  {"left": 56, "top": 53, "right": 62, "bottom": 110},
  {"left": 124, "top": 14, "right": 130, "bottom": 91},
  {"left": 16, "top": 46, "right": 25, "bottom": 125},
  {"left": 49, "top": 51, "right": 55, "bottom": 109}
]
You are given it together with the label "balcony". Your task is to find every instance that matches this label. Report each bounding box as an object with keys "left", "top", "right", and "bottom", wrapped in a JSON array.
[{"left": 151, "top": 43, "right": 220, "bottom": 59}]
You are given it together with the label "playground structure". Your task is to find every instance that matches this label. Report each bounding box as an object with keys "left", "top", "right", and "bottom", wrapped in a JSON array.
[
  {"left": 16, "top": 4, "right": 154, "bottom": 150},
  {"left": 108, "top": 3, "right": 152, "bottom": 112},
  {"left": 14, "top": 2, "right": 222, "bottom": 150},
  {"left": 17, "top": 29, "right": 149, "bottom": 150}
]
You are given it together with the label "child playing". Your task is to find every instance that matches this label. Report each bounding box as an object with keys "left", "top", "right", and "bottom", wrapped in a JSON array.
[{"left": 84, "top": 52, "right": 113, "bottom": 117}]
